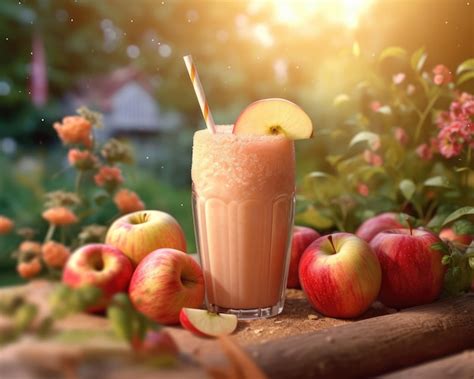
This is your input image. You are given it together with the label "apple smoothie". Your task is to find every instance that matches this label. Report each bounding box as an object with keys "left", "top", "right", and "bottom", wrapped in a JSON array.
[{"left": 192, "top": 126, "right": 295, "bottom": 318}]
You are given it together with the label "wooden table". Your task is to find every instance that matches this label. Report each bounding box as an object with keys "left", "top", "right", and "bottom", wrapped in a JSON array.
[{"left": 0, "top": 281, "right": 473, "bottom": 378}]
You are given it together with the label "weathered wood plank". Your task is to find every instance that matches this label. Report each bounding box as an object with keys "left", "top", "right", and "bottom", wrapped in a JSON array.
[
  {"left": 379, "top": 350, "right": 474, "bottom": 379},
  {"left": 246, "top": 294, "right": 474, "bottom": 379}
]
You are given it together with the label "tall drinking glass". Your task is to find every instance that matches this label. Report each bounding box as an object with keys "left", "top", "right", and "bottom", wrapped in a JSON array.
[{"left": 191, "top": 125, "right": 295, "bottom": 319}]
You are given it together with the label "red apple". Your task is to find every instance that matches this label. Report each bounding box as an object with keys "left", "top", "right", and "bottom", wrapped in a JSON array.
[
  {"left": 370, "top": 228, "right": 445, "bottom": 309},
  {"left": 356, "top": 212, "right": 404, "bottom": 242},
  {"left": 129, "top": 248, "right": 205, "bottom": 325},
  {"left": 439, "top": 227, "right": 473, "bottom": 246},
  {"left": 105, "top": 210, "right": 187, "bottom": 266},
  {"left": 179, "top": 308, "right": 238, "bottom": 337},
  {"left": 62, "top": 243, "right": 133, "bottom": 311},
  {"left": 299, "top": 233, "right": 382, "bottom": 318},
  {"left": 287, "top": 226, "right": 320, "bottom": 288}
]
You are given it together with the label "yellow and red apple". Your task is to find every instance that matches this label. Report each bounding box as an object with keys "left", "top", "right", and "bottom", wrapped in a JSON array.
[
  {"left": 370, "top": 228, "right": 445, "bottom": 309},
  {"left": 62, "top": 243, "right": 133, "bottom": 311},
  {"left": 233, "top": 98, "right": 313, "bottom": 139},
  {"left": 356, "top": 212, "right": 404, "bottom": 242},
  {"left": 299, "top": 233, "right": 382, "bottom": 318},
  {"left": 128, "top": 248, "right": 205, "bottom": 325},
  {"left": 287, "top": 226, "right": 320, "bottom": 288},
  {"left": 106, "top": 210, "right": 187, "bottom": 266}
]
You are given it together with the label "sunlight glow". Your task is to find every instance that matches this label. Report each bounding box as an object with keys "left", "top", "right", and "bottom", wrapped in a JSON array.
[{"left": 267, "top": 0, "right": 376, "bottom": 29}]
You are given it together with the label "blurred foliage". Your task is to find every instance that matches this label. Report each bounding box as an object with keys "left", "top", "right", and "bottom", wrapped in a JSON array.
[
  {"left": 297, "top": 47, "right": 474, "bottom": 232},
  {"left": 0, "top": 0, "right": 473, "bottom": 141}
]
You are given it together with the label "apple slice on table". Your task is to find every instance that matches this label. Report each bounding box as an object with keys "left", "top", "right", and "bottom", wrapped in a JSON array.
[
  {"left": 233, "top": 98, "right": 313, "bottom": 139},
  {"left": 179, "top": 308, "right": 238, "bottom": 337}
]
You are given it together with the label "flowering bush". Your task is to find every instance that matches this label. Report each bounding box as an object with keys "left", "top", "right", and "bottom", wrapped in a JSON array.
[
  {"left": 0, "top": 107, "right": 145, "bottom": 280},
  {"left": 297, "top": 48, "right": 473, "bottom": 233}
]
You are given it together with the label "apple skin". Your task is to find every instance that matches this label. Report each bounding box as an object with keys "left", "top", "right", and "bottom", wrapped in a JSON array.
[
  {"left": 439, "top": 227, "right": 473, "bottom": 246},
  {"left": 370, "top": 229, "right": 445, "bottom": 309},
  {"left": 356, "top": 212, "right": 404, "bottom": 242},
  {"left": 62, "top": 243, "right": 133, "bottom": 312},
  {"left": 129, "top": 248, "right": 205, "bottom": 325},
  {"left": 299, "top": 233, "right": 382, "bottom": 318},
  {"left": 179, "top": 309, "right": 208, "bottom": 338},
  {"left": 106, "top": 210, "right": 187, "bottom": 266},
  {"left": 287, "top": 226, "right": 320, "bottom": 288},
  {"left": 179, "top": 308, "right": 238, "bottom": 338}
]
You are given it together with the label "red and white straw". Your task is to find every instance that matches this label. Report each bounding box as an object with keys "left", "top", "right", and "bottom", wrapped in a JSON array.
[{"left": 183, "top": 55, "right": 216, "bottom": 133}]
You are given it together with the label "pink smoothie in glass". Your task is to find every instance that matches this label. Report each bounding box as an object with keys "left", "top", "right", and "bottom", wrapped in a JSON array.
[{"left": 191, "top": 125, "right": 295, "bottom": 318}]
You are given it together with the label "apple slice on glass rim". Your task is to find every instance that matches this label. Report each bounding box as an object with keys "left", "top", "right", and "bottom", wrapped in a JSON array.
[
  {"left": 233, "top": 98, "right": 313, "bottom": 140},
  {"left": 179, "top": 308, "right": 238, "bottom": 337}
]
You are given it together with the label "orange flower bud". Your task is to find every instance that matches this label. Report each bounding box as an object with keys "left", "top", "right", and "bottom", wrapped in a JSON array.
[
  {"left": 114, "top": 189, "right": 145, "bottom": 214},
  {"left": 17, "top": 259, "right": 42, "bottom": 279},
  {"left": 42, "top": 207, "right": 78, "bottom": 226},
  {"left": 0, "top": 215, "right": 14, "bottom": 235},
  {"left": 53, "top": 116, "right": 93, "bottom": 148},
  {"left": 42, "top": 241, "right": 71, "bottom": 268},
  {"left": 19, "top": 241, "right": 42, "bottom": 255},
  {"left": 94, "top": 166, "right": 124, "bottom": 190},
  {"left": 68, "top": 149, "right": 97, "bottom": 170}
]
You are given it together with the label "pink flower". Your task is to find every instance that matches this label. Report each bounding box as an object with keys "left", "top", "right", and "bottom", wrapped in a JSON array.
[
  {"left": 437, "top": 126, "right": 464, "bottom": 158},
  {"left": 392, "top": 73, "right": 406, "bottom": 85},
  {"left": 370, "top": 101, "right": 381, "bottom": 112},
  {"left": 363, "top": 149, "right": 383, "bottom": 166},
  {"left": 436, "top": 111, "right": 451, "bottom": 129},
  {"left": 459, "top": 92, "right": 474, "bottom": 115},
  {"left": 416, "top": 144, "right": 433, "bottom": 160},
  {"left": 432, "top": 65, "right": 452, "bottom": 86},
  {"left": 357, "top": 183, "right": 369, "bottom": 197},
  {"left": 394, "top": 127, "right": 408, "bottom": 145}
]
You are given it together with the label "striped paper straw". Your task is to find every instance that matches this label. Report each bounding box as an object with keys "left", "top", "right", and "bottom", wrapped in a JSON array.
[{"left": 183, "top": 55, "right": 216, "bottom": 134}]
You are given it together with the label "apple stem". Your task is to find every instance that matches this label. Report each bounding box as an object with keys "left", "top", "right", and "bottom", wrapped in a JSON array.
[
  {"left": 407, "top": 219, "right": 413, "bottom": 236},
  {"left": 328, "top": 235, "right": 337, "bottom": 254}
]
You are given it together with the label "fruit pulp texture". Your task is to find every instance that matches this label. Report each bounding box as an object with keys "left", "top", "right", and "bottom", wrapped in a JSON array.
[{"left": 192, "top": 127, "right": 295, "bottom": 309}]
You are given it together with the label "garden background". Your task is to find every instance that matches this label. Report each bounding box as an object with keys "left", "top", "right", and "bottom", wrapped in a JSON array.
[{"left": 1, "top": 0, "right": 473, "bottom": 285}]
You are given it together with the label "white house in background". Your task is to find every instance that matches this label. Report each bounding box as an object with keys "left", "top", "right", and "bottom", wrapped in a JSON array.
[{"left": 66, "top": 66, "right": 186, "bottom": 166}]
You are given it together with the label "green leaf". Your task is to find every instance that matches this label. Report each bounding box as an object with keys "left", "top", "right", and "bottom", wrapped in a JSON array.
[
  {"left": 427, "top": 213, "right": 449, "bottom": 229},
  {"left": 457, "top": 71, "right": 474, "bottom": 86},
  {"left": 441, "top": 206, "right": 474, "bottom": 227},
  {"left": 410, "top": 47, "right": 427, "bottom": 72},
  {"left": 399, "top": 179, "right": 416, "bottom": 201},
  {"left": 424, "top": 176, "right": 451, "bottom": 188},
  {"left": 379, "top": 46, "right": 407, "bottom": 62},
  {"left": 456, "top": 58, "right": 474, "bottom": 74},
  {"left": 469, "top": 257, "right": 474, "bottom": 270},
  {"left": 431, "top": 241, "right": 449, "bottom": 254},
  {"left": 349, "top": 131, "right": 380, "bottom": 150},
  {"left": 441, "top": 255, "right": 452, "bottom": 265},
  {"left": 295, "top": 206, "right": 334, "bottom": 230},
  {"left": 443, "top": 251, "right": 473, "bottom": 295},
  {"left": 306, "top": 171, "right": 331, "bottom": 179},
  {"left": 453, "top": 219, "right": 474, "bottom": 235}
]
